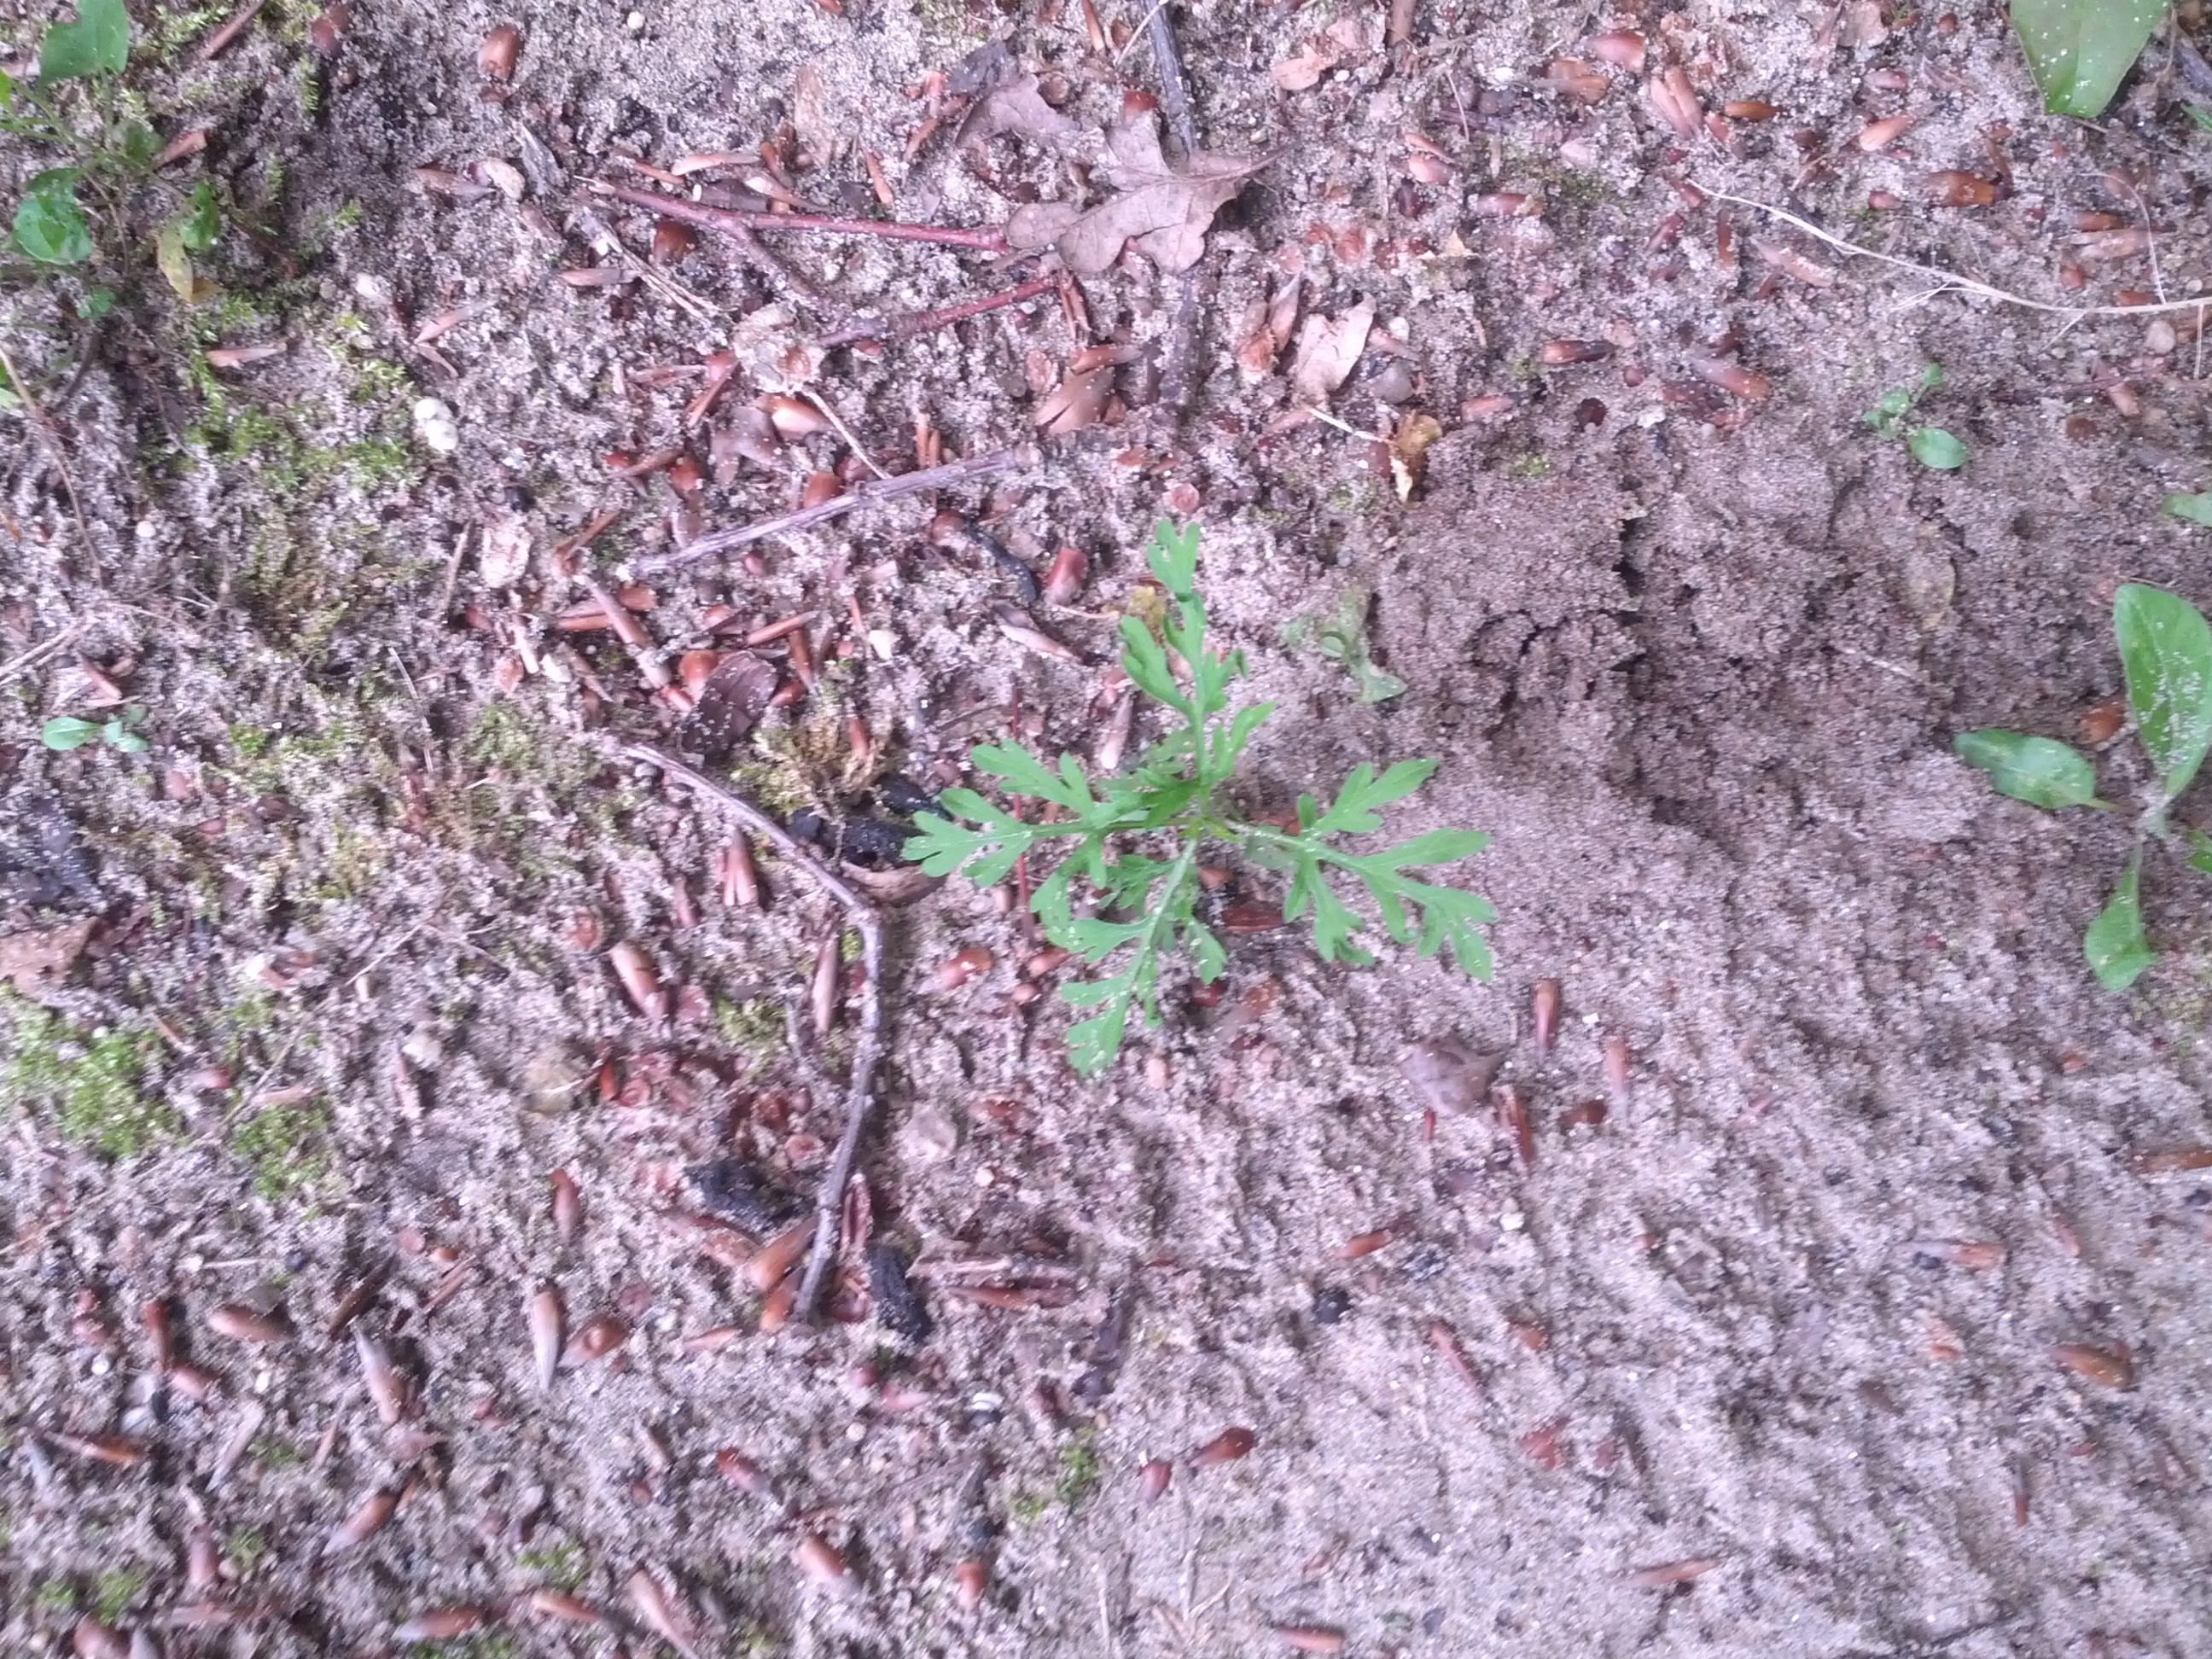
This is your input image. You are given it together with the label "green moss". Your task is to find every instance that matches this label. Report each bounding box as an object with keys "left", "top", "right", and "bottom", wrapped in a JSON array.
[
  {"left": 91, "top": 1565, "right": 148, "bottom": 1622},
  {"left": 224, "top": 1527, "right": 269, "bottom": 1574},
  {"left": 1055, "top": 1433, "right": 1102, "bottom": 1511},
  {"left": 1006, "top": 1490, "right": 1049, "bottom": 1528},
  {"left": 153, "top": 3, "right": 230, "bottom": 58},
  {"left": 516, "top": 1540, "right": 585, "bottom": 1590},
  {"left": 1504, "top": 453, "right": 1553, "bottom": 480},
  {"left": 32, "top": 1579, "right": 77, "bottom": 1615},
  {"left": 715, "top": 998, "right": 782, "bottom": 1055},
  {"left": 1554, "top": 171, "right": 1610, "bottom": 207},
  {"left": 229, "top": 1098, "right": 331, "bottom": 1200},
  {"left": 2, "top": 1000, "right": 172, "bottom": 1159}
]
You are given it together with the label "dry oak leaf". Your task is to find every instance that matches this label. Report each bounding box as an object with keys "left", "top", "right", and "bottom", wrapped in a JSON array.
[
  {"left": 1235, "top": 275, "right": 1301, "bottom": 381},
  {"left": 1004, "top": 111, "right": 1265, "bottom": 275},
  {"left": 0, "top": 918, "right": 94, "bottom": 998},
  {"left": 959, "top": 73, "right": 1081, "bottom": 149},
  {"left": 1289, "top": 297, "right": 1375, "bottom": 405}
]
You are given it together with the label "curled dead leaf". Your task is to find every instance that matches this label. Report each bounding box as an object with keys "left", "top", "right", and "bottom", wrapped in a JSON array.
[
  {"left": 1034, "top": 364, "right": 1111, "bottom": 434},
  {"left": 1388, "top": 412, "right": 1443, "bottom": 500},
  {"left": 1288, "top": 298, "right": 1375, "bottom": 405},
  {"left": 1004, "top": 111, "right": 1264, "bottom": 276}
]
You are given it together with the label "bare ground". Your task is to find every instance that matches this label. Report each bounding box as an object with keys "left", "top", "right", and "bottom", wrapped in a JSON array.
[{"left": 7, "top": 0, "right": 2212, "bottom": 1655}]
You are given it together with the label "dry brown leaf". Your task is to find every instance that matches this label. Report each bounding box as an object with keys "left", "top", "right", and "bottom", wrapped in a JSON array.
[
  {"left": 1271, "top": 39, "right": 1339, "bottom": 91},
  {"left": 1004, "top": 111, "right": 1265, "bottom": 275},
  {"left": 1288, "top": 298, "right": 1375, "bottom": 405},
  {"left": 1034, "top": 364, "right": 1110, "bottom": 434},
  {"left": 1235, "top": 276, "right": 1301, "bottom": 381},
  {"left": 1398, "top": 1038, "right": 1501, "bottom": 1115},
  {"left": 0, "top": 918, "right": 94, "bottom": 998},
  {"left": 960, "top": 73, "right": 1080, "bottom": 149},
  {"left": 1388, "top": 412, "right": 1443, "bottom": 500}
]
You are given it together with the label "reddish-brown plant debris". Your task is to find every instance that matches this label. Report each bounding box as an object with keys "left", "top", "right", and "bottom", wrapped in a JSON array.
[
  {"left": 207, "top": 1302, "right": 291, "bottom": 1345},
  {"left": 328, "top": 1486, "right": 401, "bottom": 1552},
  {"left": 478, "top": 23, "right": 520, "bottom": 79},
  {"left": 528, "top": 1284, "right": 563, "bottom": 1390},
  {"left": 525, "top": 1590, "right": 607, "bottom": 1626},
  {"left": 1191, "top": 1427, "right": 1256, "bottom": 1468},
  {"left": 2052, "top": 1342, "right": 2134, "bottom": 1390},
  {"left": 1139, "top": 1458, "right": 1173, "bottom": 1502},
  {"left": 1271, "top": 1627, "right": 1348, "bottom": 1655},
  {"left": 626, "top": 1569, "right": 703, "bottom": 1659},
  {"left": 1532, "top": 978, "right": 1561, "bottom": 1055},
  {"left": 1427, "top": 1319, "right": 1485, "bottom": 1399},
  {"left": 795, "top": 1534, "right": 859, "bottom": 1597},
  {"left": 1621, "top": 1557, "right": 1722, "bottom": 1587},
  {"left": 550, "top": 1170, "right": 583, "bottom": 1244},
  {"left": 393, "top": 1609, "right": 488, "bottom": 1641}
]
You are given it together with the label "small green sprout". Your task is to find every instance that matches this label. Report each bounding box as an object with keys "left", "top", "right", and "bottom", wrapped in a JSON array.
[
  {"left": 1283, "top": 584, "right": 1406, "bottom": 703},
  {"left": 907, "top": 521, "right": 1493, "bottom": 1075},
  {"left": 1956, "top": 583, "right": 2212, "bottom": 990},
  {"left": 41, "top": 704, "right": 149, "bottom": 754},
  {"left": 1864, "top": 363, "right": 1965, "bottom": 469}
]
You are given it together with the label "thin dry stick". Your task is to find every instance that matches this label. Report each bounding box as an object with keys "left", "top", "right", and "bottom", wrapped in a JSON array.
[
  {"left": 586, "top": 180, "right": 1007, "bottom": 252},
  {"left": 0, "top": 340, "right": 96, "bottom": 562},
  {"left": 0, "top": 619, "right": 87, "bottom": 688},
  {"left": 1700, "top": 187, "right": 2212, "bottom": 320},
  {"left": 571, "top": 206, "right": 721, "bottom": 325},
  {"left": 623, "top": 744, "right": 884, "bottom": 1325},
  {"left": 631, "top": 447, "right": 1022, "bottom": 573},
  {"left": 815, "top": 272, "right": 1062, "bottom": 349},
  {"left": 801, "top": 390, "right": 891, "bottom": 480}
]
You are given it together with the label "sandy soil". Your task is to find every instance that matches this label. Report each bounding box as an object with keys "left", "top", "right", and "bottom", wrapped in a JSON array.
[{"left": 6, "top": 0, "right": 2212, "bottom": 1654}]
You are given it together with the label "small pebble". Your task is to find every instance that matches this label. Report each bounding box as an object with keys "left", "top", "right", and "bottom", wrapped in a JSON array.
[{"left": 411, "top": 398, "right": 460, "bottom": 456}]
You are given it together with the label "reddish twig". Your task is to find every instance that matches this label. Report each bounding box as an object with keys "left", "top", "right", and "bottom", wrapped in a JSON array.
[
  {"left": 621, "top": 745, "right": 885, "bottom": 1327},
  {"left": 816, "top": 272, "right": 1062, "bottom": 348},
  {"left": 586, "top": 180, "right": 1007, "bottom": 252},
  {"left": 632, "top": 448, "right": 1022, "bottom": 573}
]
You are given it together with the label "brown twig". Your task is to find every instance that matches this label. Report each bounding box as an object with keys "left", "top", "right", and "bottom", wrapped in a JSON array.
[
  {"left": 1142, "top": 3, "right": 1203, "bottom": 429},
  {"left": 631, "top": 448, "right": 1022, "bottom": 573},
  {"left": 586, "top": 180, "right": 1007, "bottom": 252},
  {"left": 0, "top": 340, "right": 95, "bottom": 565},
  {"left": 815, "top": 272, "right": 1062, "bottom": 348},
  {"left": 196, "top": 0, "right": 263, "bottom": 60},
  {"left": 621, "top": 745, "right": 885, "bottom": 1326}
]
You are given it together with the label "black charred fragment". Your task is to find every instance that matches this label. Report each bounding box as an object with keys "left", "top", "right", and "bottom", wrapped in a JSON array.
[
  {"left": 688, "top": 1159, "right": 804, "bottom": 1236},
  {"left": 1072, "top": 1283, "right": 1136, "bottom": 1406},
  {"left": 789, "top": 808, "right": 915, "bottom": 869},
  {"left": 867, "top": 1243, "right": 933, "bottom": 1344}
]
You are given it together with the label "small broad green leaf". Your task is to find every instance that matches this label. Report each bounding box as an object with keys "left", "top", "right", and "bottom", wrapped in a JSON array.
[
  {"left": 2189, "top": 830, "right": 2212, "bottom": 877},
  {"left": 155, "top": 222, "right": 195, "bottom": 300},
  {"left": 2163, "top": 492, "right": 2212, "bottom": 527},
  {"left": 2084, "top": 857, "right": 2154, "bottom": 991},
  {"left": 0, "top": 385, "right": 19, "bottom": 410},
  {"left": 2114, "top": 583, "right": 2212, "bottom": 800},
  {"left": 1918, "top": 364, "right": 1944, "bottom": 393},
  {"left": 178, "top": 178, "right": 221, "bottom": 251},
  {"left": 78, "top": 287, "right": 114, "bottom": 318},
  {"left": 41, "top": 716, "right": 101, "bottom": 750},
  {"left": 39, "top": 0, "right": 131, "bottom": 82},
  {"left": 1909, "top": 428, "right": 1967, "bottom": 469},
  {"left": 13, "top": 172, "right": 92, "bottom": 265},
  {"left": 2008, "top": 0, "right": 2160, "bottom": 119},
  {"left": 119, "top": 118, "right": 160, "bottom": 170},
  {"left": 1952, "top": 730, "right": 2099, "bottom": 809}
]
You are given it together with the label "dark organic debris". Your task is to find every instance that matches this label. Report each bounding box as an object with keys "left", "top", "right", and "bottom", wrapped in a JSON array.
[
  {"left": 866, "top": 1243, "right": 933, "bottom": 1343},
  {"left": 690, "top": 1159, "right": 805, "bottom": 1236},
  {"left": 684, "top": 650, "right": 777, "bottom": 761},
  {"left": 789, "top": 808, "right": 914, "bottom": 868}
]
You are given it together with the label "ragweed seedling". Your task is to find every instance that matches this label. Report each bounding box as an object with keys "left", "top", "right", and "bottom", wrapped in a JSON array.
[
  {"left": 906, "top": 521, "right": 1493, "bottom": 1075},
  {"left": 1863, "top": 363, "right": 1965, "bottom": 470},
  {"left": 1956, "top": 583, "right": 2212, "bottom": 990},
  {"left": 41, "top": 703, "right": 148, "bottom": 753}
]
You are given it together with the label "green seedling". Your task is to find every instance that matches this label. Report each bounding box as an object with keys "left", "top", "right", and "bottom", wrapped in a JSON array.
[
  {"left": 41, "top": 704, "right": 148, "bottom": 753},
  {"left": 1956, "top": 583, "right": 2212, "bottom": 991},
  {"left": 1864, "top": 363, "right": 1965, "bottom": 469},
  {"left": 4, "top": 0, "right": 226, "bottom": 303},
  {"left": 2163, "top": 491, "right": 2212, "bottom": 528},
  {"left": 907, "top": 520, "right": 1493, "bottom": 1075},
  {"left": 1283, "top": 583, "right": 1406, "bottom": 703},
  {"left": 2009, "top": 0, "right": 2160, "bottom": 119}
]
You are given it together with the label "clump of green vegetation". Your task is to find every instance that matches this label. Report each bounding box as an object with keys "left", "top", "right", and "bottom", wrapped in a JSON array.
[
  {"left": 91, "top": 1564, "right": 148, "bottom": 1622},
  {"left": 1054, "top": 1434, "right": 1103, "bottom": 1511},
  {"left": 1956, "top": 583, "right": 2212, "bottom": 990},
  {"left": 41, "top": 703, "right": 148, "bottom": 754},
  {"left": 714, "top": 998, "right": 781, "bottom": 1056},
  {"left": 1284, "top": 584, "right": 1406, "bottom": 703},
  {"left": 229, "top": 1097, "right": 331, "bottom": 1199},
  {"left": 3, "top": 999, "right": 172, "bottom": 1157},
  {"left": 31, "top": 1578, "right": 77, "bottom": 1616},
  {"left": 224, "top": 1527, "right": 270, "bottom": 1574},
  {"left": 516, "top": 1540, "right": 586, "bottom": 1590},
  {"left": 1863, "top": 363, "right": 1965, "bottom": 470},
  {"left": 3, "top": 0, "right": 230, "bottom": 310},
  {"left": 909, "top": 521, "right": 1493, "bottom": 1075}
]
